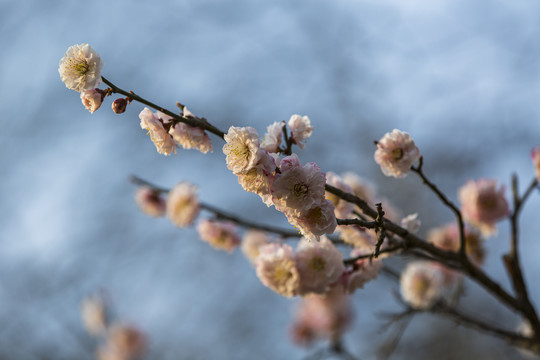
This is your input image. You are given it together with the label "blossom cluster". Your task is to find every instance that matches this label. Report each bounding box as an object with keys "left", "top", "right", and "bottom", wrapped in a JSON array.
[
  {"left": 250, "top": 236, "right": 381, "bottom": 298},
  {"left": 222, "top": 118, "right": 338, "bottom": 240}
]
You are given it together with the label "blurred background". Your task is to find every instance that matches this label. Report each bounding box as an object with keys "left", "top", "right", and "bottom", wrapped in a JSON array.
[{"left": 2, "top": 0, "right": 540, "bottom": 358}]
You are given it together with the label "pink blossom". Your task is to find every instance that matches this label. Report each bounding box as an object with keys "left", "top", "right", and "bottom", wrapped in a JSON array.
[
  {"left": 223, "top": 126, "right": 262, "bottom": 174},
  {"left": 134, "top": 186, "right": 166, "bottom": 217},
  {"left": 80, "top": 88, "right": 105, "bottom": 113},
  {"left": 169, "top": 123, "right": 212, "bottom": 154},
  {"left": 271, "top": 154, "right": 326, "bottom": 217},
  {"left": 166, "top": 183, "right": 200, "bottom": 227},
  {"left": 241, "top": 230, "right": 270, "bottom": 265},
  {"left": 325, "top": 172, "right": 354, "bottom": 219},
  {"left": 531, "top": 146, "right": 540, "bottom": 180},
  {"left": 287, "top": 200, "right": 337, "bottom": 240},
  {"left": 374, "top": 129, "right": 420, "bottom": 178},
  {"left": 295, "top": 237, "right": 345, "bottom": 295},
  {"left": 345, "top": 248, "right": 382, "bottom": 293},
  {"left": 237, "top": 151, "right": 277, "bottom": 206},
  {"left": 400, "top": 261, "right": 444, "bottom": 309},
  {"left": 288, "top": 114, "right": 313, "bottom": 149},
  {"left": 428, "top": 223, "right": 485, "bottom": 265},
  {"left": 261, "top": 121, "right": 284, "bottom": 153},
  {"left": 197, "top": 219, "right": 240, "bottom": 253},
  {"left": 139, "top": 108, "right": 176, "bottom": 155},
  {"left": 290, "top": 284, "right": 352, "bottom": 345},
  {"left": 458, "top": 179, "right": 509, "bottom": 237},
  {"left": 256, "top": 243, "right": 300, "bottom": 297}
]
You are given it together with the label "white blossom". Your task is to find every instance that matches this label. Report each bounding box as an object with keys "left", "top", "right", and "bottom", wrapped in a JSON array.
[
  {"left": 288, "top": 114, "right": 313, "bottom": 149},
  {"left": 271, "top": 154, "right": 326, "bottom": 217},
  {"left": 400, "top": 261, "right": 444, "bottom": 309},
  {"left": 261, "top": 121, "right": 284, "bottom": 153},
  {"left": 287, "top": 200, "right": 337, "bottom": 241},
  {"left": 197, "top": 219, "right": 240, "bottom": 252},
  {"left": 295, "top": 237, "right": 345, "bottom": 295},
  {"left": 166, "top": 183, "right": 200, "bottom": 227},
  {"left": 241, "top": 230, "right": 271, "bottom": 265},
  {"left": 139, "top": 108, "right": 176, "bottom": 155},
  {"left": 59, "top": 43, "right": 104, "bottom": 92},
  {"left": 374, "top": 129, "right": 420, "bottom": 178},
  {"left": 223, "top": 126, "right": 262, "bottom": 174},
  {"left": 255, "top": 243, "right": 300, "bottom": 297}
]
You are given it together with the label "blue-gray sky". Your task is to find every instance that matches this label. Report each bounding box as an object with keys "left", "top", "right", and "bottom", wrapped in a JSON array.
[{"left": 2, "top": 0, "right": 540, "bottom": 358}]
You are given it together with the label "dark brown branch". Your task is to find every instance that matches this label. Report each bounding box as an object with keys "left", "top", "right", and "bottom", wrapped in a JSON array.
[
  {"left": 503, "top": 176, "right": 540, "bottom": 336},
  {"left": 343, "top": 244, "right": 404, "bottom": 266},
  {"left": 336, "top": 218, "right": 377, "bottom": 228},
  {"left": 101, "top": 76, "right": 226, "bottom": 139},
  {"left": 325, "top": 183, "right": 525, "bottom": 318},
  {"left": 410, "top": 156, "right": 467, "bottom": 258}
]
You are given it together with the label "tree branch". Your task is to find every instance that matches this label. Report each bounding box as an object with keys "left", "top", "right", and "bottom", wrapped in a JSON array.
[{"left": 101, "top": 76, "right": 226, "bottom": 139}]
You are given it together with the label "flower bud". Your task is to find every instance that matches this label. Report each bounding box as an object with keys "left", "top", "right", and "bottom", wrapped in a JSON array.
[
  {"left": 80, "top": 88, "right": 105, "bottom": 114},
  {"left": 112, "top": 98, "right": 127, "bottom": 114}
]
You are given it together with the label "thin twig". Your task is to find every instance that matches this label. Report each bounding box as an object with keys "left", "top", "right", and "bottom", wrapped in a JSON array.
[
  {"left": 101, "top": 76, "right": 226, "bottom": 138},
  {"left": 410, "top": 157, "right": 467, "bottom": 258}
]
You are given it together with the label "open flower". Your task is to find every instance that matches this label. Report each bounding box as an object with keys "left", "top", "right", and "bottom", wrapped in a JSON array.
[
  {"left": 256, "top": 243, "right": 300, "bottom": 297},
  {"left": 374, "top": 129, "right": 420, "bottom": 178},
  {"left": 197, "top": 219, "right": 240, "bottom": 252},
  {"left": 261, "top": 121, "right": 284, "bottom": 153},
  {"left": 400, "top": 261, "right": 444, "bottom": 309},
  {"left": 288, "top": 115, "right": 313, "bottom": 149},
  {"left": 295, "top": 237, "right": 345, "bottom": 295},
  {"left": 223, "top": 126, "right": 262, "bottom": 174},
  {"left": 271, "top": 154, "right": 326, "bottom": 217},
  {"left": 166, "top": 182, "right": 200, "bottom": 227},
  {"left": 168, "top": 107, "right": 212, "bottom": 154},
  {"left": 59, "top": 44, "right": 104, "bottom": 92},
  {"left": 241, "top": 230, "right": 271, "bottom": 265},
  {"left": 134, "top": 186, "right": 166, "bottom": 217},
  {"left": 458, "top": 179, "right": 509, "bottom": 237},
  {"left": 287, "top": 200, "right": 337, "bottom": 240},
  {"left": 139, "top": 108, "right": 176, "bottom": 155}
]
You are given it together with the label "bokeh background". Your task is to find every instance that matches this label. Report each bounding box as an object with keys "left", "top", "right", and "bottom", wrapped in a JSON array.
[{"left": 2, "top": 0, "right": 540, "bottom": 358}]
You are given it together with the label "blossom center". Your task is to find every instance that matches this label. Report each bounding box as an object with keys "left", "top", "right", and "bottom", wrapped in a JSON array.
[
  {"left": 478, "top": 194, "right": 497, "bottom": 209},
  {"left": 293, "top": 183, "right": 308, "bottom": 199},
  {"left": 309, "top": 256, "right": 326, "bottom": 272},
  {"left": 273, "top": 263, "right": 293, "bottom": 283},
  {"left": 391, "top": 148, "right": 404, "bottom": 160}
]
